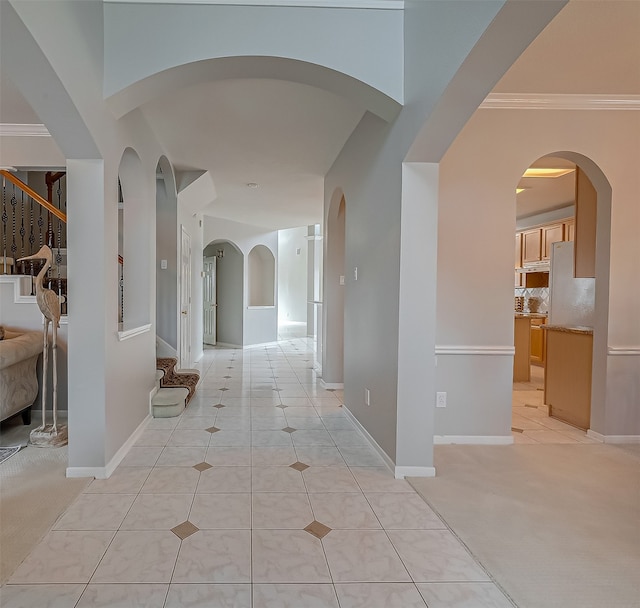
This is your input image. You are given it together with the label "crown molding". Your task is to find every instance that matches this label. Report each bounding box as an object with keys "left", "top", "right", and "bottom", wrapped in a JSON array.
[
  {"left": 0, "top": 123, "right": 51, "bottom": 137},
  {"left": 105, "top": 0, "right": 404, "bottom": 8},
  {"left": 480, "top": 93, "right": 640, "bottom": 111}
]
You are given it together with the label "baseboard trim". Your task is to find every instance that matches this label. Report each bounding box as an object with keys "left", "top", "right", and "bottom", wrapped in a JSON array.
[
  {"left": 66, "top": 414, "right": 151, "bottom": 479},
  {"left": 587, "top": 430, "right": 640, "bottom": 444},
  {"left": 394, "top": 465, "right": 436, "bottom": 479},
  {"left": 341, "top": 404, "right": 396, "bottom": 473},
  {"left": 320, "top": 380, "right": 344, "bottom": 390},
  {"left": 434, "top": 435, "right": 514, "bottom": 445},
  {"left": 214, "top": 342, "right": 243, "bottom": 348}
]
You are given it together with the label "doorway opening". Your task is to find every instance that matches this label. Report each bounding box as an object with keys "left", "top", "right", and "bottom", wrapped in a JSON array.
[
  {"left": 203, "top": 240, "right": 244, "bottom": 348},
  {"left": 322, "top": 190, "right": 346, "bottom": 386},
  {"left": 512, "top": 153, "right": 609, "bottom": 445},
  {"left": 277, "top": 226, "right": 308, "bottom": 340}
]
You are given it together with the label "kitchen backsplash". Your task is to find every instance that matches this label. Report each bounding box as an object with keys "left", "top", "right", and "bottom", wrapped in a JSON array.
[{"left": 515, "top": 286, "right": 549, "bottom": 313}]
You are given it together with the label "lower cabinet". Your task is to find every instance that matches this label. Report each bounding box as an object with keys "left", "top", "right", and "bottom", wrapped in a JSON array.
[
  {"left": 544, "top": 328, "right": 593, "bottom": 430},
  {"left": 530, "top": 319, "right": 545, "bottom": 365}
]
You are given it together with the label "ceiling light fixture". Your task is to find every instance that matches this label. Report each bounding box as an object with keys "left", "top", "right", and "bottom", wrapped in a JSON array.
[
  {"left": 522, "top": 168, "right": 575, "bottom": 179},
  {"left": 246, "top": 182, "right": 259, "bottom": 189}
]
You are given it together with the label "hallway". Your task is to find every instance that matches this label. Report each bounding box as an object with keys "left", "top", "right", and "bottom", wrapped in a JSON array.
[{"left": 2, "top": 339, "right": 512, "bottom": 607}]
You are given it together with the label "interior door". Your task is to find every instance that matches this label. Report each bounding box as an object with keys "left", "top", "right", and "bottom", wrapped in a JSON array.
[
  {"left": 180, "top": 226, "right": 192, "bottom": 368},
  {"left": 203, "top": 256, "right": 217, "bottom": 345}
]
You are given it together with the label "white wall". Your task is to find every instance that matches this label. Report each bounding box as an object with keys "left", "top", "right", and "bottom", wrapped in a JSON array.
[
  {"left": 103, "top": 2, "right": 403, "bottom": 119},
  {"left": 437, "top": 108, "right": 640, "bottom": 438},
  {"left": 324, "top": 0, "right": 528, "bottom": 466},
  {"left": 278, "top": 226, "right": 308, "bottom": 324}
]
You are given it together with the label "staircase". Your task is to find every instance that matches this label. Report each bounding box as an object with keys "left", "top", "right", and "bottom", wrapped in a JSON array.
[
  {"left": 151, "top": 357, "right": 200, "bottom": 418},
  {"left": 1, "top": 169, "right": 68, "bottom": 311}
]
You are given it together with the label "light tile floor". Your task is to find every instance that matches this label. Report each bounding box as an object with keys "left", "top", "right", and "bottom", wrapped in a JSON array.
[
  {"left": 511, "top": 365, "right": 597, "bottom": 445},
  {"left": 1, "top": 338, "right": 514, "bottom": 607}
]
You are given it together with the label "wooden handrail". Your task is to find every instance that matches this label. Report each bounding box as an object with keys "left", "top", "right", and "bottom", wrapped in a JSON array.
[{"left": 0, "top": 169, "right": 67, "bottom": 223}]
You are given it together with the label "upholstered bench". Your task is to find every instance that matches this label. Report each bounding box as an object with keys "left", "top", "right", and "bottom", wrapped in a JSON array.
[{"left": 0, "top": 328, "right": 43, "bottom": 425}]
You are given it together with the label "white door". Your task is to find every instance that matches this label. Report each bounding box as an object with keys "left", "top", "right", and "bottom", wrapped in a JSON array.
[
  {"left": 203, "top": 256, "right": 217, "bottom": 345},
  {"left": 180, "top": 226, "right": 192, "bottom": 368}
]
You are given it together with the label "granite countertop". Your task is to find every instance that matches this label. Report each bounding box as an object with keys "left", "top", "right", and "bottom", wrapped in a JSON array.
[{"left": 540, "top": 324, "right": 593, "bottom": 335}]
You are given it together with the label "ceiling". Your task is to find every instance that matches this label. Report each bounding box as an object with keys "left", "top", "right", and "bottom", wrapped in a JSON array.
[
  {"left": 1, "top": 1, "right": 638, "bottom": 229},
  {"left": 141, "top": 78, "right": 364, "bottom": 229}
]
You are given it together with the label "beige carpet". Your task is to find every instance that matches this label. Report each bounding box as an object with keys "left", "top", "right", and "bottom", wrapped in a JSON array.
[
  {"left": 409, "top": 443, "right": 640, "bottom": 608},
  {"left": 0, "top": 417, "right": 90, "bottom": 583}
]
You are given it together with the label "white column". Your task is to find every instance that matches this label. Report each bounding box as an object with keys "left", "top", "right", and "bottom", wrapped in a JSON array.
[
  {"left": 395, "top": 162, "right": 439, "bottom": 478},
  {"left": 66, "top": 159, "right": 108, "bottom": 473}
]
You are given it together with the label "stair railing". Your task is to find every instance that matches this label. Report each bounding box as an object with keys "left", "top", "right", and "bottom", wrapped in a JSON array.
[{"left": 1, "top": 169, "right": 68, "bottom": 312}]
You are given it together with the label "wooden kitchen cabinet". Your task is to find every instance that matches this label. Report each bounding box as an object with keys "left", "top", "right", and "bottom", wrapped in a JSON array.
[
  {"left": 564, "top": 219, "right": 575, "bottom": 242},
  {"left": 530, "top": 318, "right": 545, "bottom": 365},
  {"left": 522, "top": 229, "right": 542, "bottom": 264},
  {"left": 513, "top": 316, "right": 531, "bottom": 382},
  {"left": 542, "top": 223, "right": 564, "bottom": 260},
  {"left": 515, "top": 233, "right": 524, "bottom": 286},
  {"left": 544, "top": 327, "right": 593, "bottom": 430}
]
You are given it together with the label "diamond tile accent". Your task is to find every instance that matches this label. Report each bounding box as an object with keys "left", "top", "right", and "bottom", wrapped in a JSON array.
[
  {"left": 213, "top": 404, "right": 225, "bottom": 409},
  {"left": 304, "top": 520, "right": 332, "bottom": 539},
  {"left": 193, "top": 462, "right": 213, "bottom": 472},
  {"left": 206, "top": 426, "right": 221, "bottom": 434},
  {"left": 282, "top": 427, "right": 297, "bottom": 434},
  {"left": 290, "top": 461, "right": 310, "bottom": 472},
  {"left": 171, "top": 520, "right": 199, "bottom": 540}
]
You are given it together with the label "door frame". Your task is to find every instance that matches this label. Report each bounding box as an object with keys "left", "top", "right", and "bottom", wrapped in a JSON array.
[
  {"left": 203, "top": 255, "right": 217, "bottom": 346},
  {"left": 180, "top": 225, "right": 192, "bottom": 368}
]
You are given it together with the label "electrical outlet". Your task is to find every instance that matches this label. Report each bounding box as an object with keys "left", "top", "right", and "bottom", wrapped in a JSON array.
[
  {"left": 339, "top": 275, "right": 345, "bottom": 285},
  {"left": 365, "top": 388, "right": 370, "bottom": 406},
  {"left": 436, "top": 392, "right": 447, "bottom": 408}
]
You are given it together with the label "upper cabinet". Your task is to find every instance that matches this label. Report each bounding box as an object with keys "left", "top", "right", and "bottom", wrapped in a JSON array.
[
  {"left": 516, "top": 218, "right": 574, "bottom": 270},
  {"left": 522, "top": 228, "right": 542, "bottom": 264},
  {"left": 564, "top": 219, "right": 575, "bottom": 242},
  {"left": 542, "top": 223, "right": 564, "bottom": 260},
  {"left": 515, "top": 232, "right": 524, "bottom": 287}
]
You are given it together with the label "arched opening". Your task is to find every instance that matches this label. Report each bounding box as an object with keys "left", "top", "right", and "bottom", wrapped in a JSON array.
[
  {"left": 322, "top": 189, "right": 346, "bottom": 386},
  {"left": 203, "top": 240, "right": 244, "bottom": 347},
  {"left": 248, "top": 245, "right": 275, "bottom": 307},
  {"left": 117, "top": 147, "right": 151, "bottom": 330},
  {"left": 155, "top": 157, "right": 178, "bottom": 353},
  {"left": 512, "top": 152, "right": 611, "bottom": 441}
]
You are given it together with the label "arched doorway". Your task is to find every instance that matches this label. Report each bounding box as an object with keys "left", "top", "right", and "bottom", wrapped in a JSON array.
[
  {"left": 322, "top": 189, "right": 346, "bottom": 386},
  {"left": 203, "top": 240, "right": 244, "bottom": 347},
  {"left": 512, "top": 152, "right": 611, "bottom": 442}
]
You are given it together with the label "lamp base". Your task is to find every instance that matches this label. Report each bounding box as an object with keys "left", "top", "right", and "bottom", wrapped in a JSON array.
[{"left": 29, "top": 424, "right": 68, "bottom": 447}]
